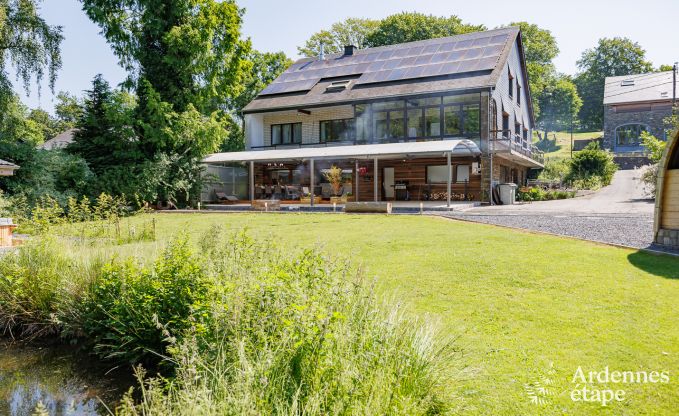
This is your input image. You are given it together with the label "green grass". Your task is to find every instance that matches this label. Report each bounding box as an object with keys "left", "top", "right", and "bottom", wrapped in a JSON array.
[
  {"left": 534, "top": 131, "right": 603, "bottom": 161},
  {"left": 89, "top": 212, "right": 679, "bottom": 415}
]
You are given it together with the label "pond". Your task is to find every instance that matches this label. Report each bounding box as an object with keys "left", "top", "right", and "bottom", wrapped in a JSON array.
[{"left": 0, "top": 340, "right": 134, "bottom": 415}]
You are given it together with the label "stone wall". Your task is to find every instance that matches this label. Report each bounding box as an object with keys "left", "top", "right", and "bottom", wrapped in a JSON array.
[
  {"left": 602, "top": 103, "right": 671, "bottom": 152},
  {"left": 655, "top": 228, "right": 679, "bottom": 250}
]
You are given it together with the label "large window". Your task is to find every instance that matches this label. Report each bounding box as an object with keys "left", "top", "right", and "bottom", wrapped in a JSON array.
[
  {"left": 271, "top": 123, "right": 302, "bottom": 145},
  {"left": 355, "top": 104, "right": 371, "bottom": 144},
  {"left": 320, "top": 119, "right": 355, "bottom": 142},
  {"left": 356, "top": 92, "right": 482, "bottom": 143},
  {"left": 615, "top": 124, "right": 648, "bottom": 147}
]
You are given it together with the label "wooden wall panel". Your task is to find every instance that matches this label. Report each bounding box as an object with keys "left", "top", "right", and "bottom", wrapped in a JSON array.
[{"left": 661, "top": 170, "right": 679, "bottom": 229}]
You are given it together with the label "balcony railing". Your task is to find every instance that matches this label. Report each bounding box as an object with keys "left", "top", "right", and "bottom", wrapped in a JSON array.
[{"left": 491, "top": 135, "right": 544, "bottom": 165}]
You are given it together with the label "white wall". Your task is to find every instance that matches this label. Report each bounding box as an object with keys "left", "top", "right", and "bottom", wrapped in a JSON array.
[{"left": 244, "top": 113, "right": 264, "bottom": 149}]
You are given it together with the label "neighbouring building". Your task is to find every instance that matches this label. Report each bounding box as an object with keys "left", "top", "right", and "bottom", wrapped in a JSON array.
[
  {"left": 203, "top": 27, "right": 543, "bottom": 205},
  {"left": 0, "top": 159, "right": 19, "bottom": 176},
  {"left": 39, "top": 128, "right": 76, "bottom": 150},
  {"left": 603, "top": 71, "right": 677, "bottom": 169},
  {"left": 654, "top": 130, "right": 679, "bottom": 250}
]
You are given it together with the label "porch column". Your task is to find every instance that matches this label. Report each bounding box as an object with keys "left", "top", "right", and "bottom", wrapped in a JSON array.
[
  {"left": 446, "top": 152, "right": 452, "bottom": 208},
  {"left": 310, "top": 158, "right": 315, "bottom": 207},
  {"left": 249, "top": 161, "right": 255, "bottom": 202},
  {"left": 373, "top": 157, "right": 379, "bottom": 202},
  {"left": 355, "top": 160, "right": 359, "bottom": 202}
]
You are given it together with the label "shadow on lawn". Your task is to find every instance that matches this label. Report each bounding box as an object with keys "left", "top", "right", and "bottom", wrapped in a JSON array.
[{"left": 627, "top": 250, "right": 679, "bottom": 279}]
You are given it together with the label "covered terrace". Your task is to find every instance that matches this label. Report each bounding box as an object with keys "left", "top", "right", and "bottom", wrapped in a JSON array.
[{"left": 202, "top": 139, "right": 481, "bottom": 208}]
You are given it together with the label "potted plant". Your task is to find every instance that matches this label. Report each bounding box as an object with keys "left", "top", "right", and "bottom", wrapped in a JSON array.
[{"left": 323, "top": 165, "right": 344, "bottom": 203}]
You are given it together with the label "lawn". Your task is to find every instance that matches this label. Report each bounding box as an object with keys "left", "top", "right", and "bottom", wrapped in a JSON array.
[
  {"left": 534, "top": 130, "right": 603, "bottom": 161},
  {"left": 78, "top": 213, "right": 679, "bottom": 415}
]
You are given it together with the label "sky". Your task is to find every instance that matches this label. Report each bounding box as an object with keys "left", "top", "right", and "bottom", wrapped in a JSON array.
[{"left": 14, "top": 0, "right": 679, "bottom": 113}]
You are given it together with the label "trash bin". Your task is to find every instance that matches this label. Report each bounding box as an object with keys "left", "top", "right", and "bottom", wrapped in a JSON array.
[{"left": 498, "top": 183, "right": 518, "bottom": 205}]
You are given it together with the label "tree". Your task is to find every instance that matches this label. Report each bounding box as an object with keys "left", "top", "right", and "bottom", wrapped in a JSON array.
[
  {"left": 536, "top": 75, "right": 582, "bottom": 143},
  {"left": 505, "top": 22, "right": 560, "bottom": 119},
  {"left": 81, "top": 0, "right": 250, "bottom": 114},
  {"left": 0, "top": 95, "right": 91, "bottom": 205},
  {"left": 658, "top": 64, "right": 675, "bottom": 72},
  {"left": 222, "top": 50, "right": 292, "bottom": 151},
  {"left": 574, "top": 38, "right": 653, "bottom": 130},
  {"left": 28, "top": 108, "right": 61, "bottom": 142},
  {"left": 81, "top": 0, "right": 251, "bottom": 205},
  {"left": 298, "top": 18, "right": 379, "bottom": 57},
  {"left": 68, "top": 75, "right": 136, "bottom": 173},
  {"left": 364, "top": 12, "right": 485, "bottom": 47},
  {"left": 0, "top": 0, "right": 63, "bottom": 110},
  {"left": 54, "top": 91, "right": 83, "bottom": 126}
]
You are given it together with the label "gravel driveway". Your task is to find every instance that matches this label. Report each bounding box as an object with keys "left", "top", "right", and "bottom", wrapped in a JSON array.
[
  {"left": 444, "top": 212, "right": 654, "bottom": 248},
  {"left": 440, "top": 170, "right": 660, "bottom": 249}
]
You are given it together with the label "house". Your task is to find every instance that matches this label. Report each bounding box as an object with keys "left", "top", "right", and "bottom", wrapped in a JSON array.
[
  {"left": 202, "top": 27, "right": 543, "bottom": 205},
  {"left": 654, "top": 130, "right": 679, "bottom": 250},
  {"left": 0, "top": 159, "right": 19, "bottom": 176},
  {"left": 603, "top": 71, "right": 677, "bottom": 169},
  {"left": 39, "top": 128, "right": 76, "bottom": 150}
]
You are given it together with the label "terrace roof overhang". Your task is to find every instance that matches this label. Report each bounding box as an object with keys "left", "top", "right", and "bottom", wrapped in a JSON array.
[{"left": 202, "top": 139, "right": 481, "bottom": 164}]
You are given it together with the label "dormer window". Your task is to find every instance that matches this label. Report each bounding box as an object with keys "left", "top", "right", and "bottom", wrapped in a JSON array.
[
  {"left": 621, "top": 79, "right": 635, "bottom": 87},
  {"left": 326, "top": 80, "right": 351, "bottom": 91}
]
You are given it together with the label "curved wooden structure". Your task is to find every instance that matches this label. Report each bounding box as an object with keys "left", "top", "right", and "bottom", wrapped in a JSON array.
[{"left": 654, "top": 130, "right": 679, "bottom": 249}]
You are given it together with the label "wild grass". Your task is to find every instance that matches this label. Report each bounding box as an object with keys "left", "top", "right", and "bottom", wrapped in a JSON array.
[
  {"left": 115, "top": 227, "right": 454, "bottom": 415},
  {"left": 0, "top": 226, "right": 454, "bottom": 415}
]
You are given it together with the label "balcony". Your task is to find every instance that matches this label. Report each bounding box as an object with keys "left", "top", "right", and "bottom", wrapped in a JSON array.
[{"left": 491, "top": 135, "right": 544, "bottom": 167}]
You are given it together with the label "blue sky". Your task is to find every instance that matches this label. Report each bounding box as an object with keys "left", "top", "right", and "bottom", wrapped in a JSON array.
[{"left": 15, "top": 0, "right": 679, "bottom": 113}]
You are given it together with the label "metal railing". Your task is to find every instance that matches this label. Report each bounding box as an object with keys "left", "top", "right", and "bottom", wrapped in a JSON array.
[{"left": 491, "top": 134, "right": 544, "bottom": 165}]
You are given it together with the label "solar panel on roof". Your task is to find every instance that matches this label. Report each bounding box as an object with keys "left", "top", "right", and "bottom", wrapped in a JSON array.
[
  {"left": 383, "top": 59, "right": 401, "bottom": 70},
  {"left": 259, "top": 78, "right": 319, "bottom": 95},
  {"left": 260, "top": 29, "right": 514, "bottom": 94},
  {"left": 490, "top": 34, "right": 508, "bottom": 44}
]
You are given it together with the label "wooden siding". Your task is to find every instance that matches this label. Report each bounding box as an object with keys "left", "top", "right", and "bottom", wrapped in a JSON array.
[
  {"left": 661, "top": 169, "right": 679, "bottom": 229},
  {"left": 491, "top": 38, "right": 532, "bottom": 140}
]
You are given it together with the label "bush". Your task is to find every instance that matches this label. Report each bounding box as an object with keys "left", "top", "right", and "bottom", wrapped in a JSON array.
[
  {"left": 0, "top": 236, "right": 99, "bottom": 339},
  {"left": 115, "top": 228, "right": 453, "bottom": 415},
  {"left": 83, "top": 236, "right": 212, "bottom": 364},
  {"left": 517, "top": 187, "right": 576, "bottom": 202},
  {"left": 538, "top": 159, "right": 570, "bottom": 182},
  {"left": 566, "top": 142, "right": 618, "bottom": 187}
]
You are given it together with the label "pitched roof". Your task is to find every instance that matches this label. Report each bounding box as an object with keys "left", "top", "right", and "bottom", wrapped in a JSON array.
[
  {"left": 604, "top": 71, "right": 678, "bottom": 105},
  {"left": 39, "top": 128, "right": 76, "bottom": 150},
  {"left": 243, "top": 27, "right": 521, "bottom": 114},
  {"left": 0, "top": 159, "right": 19, "bottom": 169}
]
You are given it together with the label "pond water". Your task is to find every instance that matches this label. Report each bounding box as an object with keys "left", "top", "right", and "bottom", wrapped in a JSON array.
[{"left": 0, "top": 340, "right": 134, "bottom": 415}]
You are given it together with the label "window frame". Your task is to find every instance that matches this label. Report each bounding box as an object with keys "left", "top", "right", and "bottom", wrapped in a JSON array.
[
  {"left": 508, "top": 69, "right": 514, "bottom": 99},
  {"left": 319, "top": 118, "right": 356, "bottom": 143},
  {"left": 614, "top": 123, "right": 649, "bottom": 148},
  {"left": 426, "top": 165, "right": 450, "bottom": 184},
  {"left": 271, "top": 122, "right": 303, "bottom": 145},
  {"left": 517, "top": 83, "right": 521, "bottom": 106}
]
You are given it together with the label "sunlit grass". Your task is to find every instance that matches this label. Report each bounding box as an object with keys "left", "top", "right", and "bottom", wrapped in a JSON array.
[{"left": 80, "top": 212, "right": 679, "bottom": 415}]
